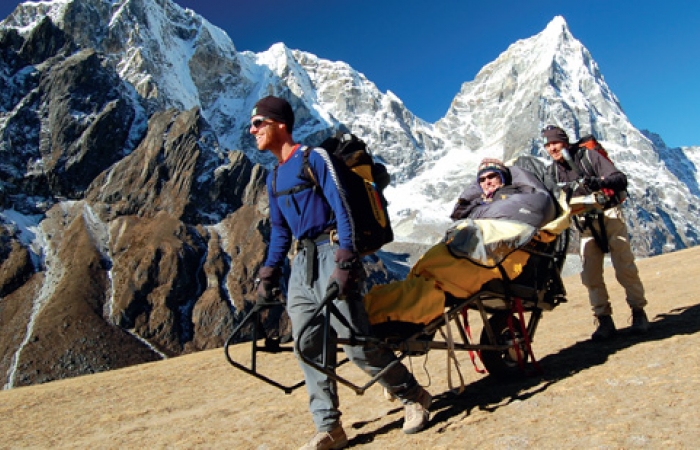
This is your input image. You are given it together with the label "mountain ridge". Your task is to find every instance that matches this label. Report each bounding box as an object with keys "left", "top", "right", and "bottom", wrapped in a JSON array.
[{"left": 1, "top": 0, "right": 698, "bottom": 389}]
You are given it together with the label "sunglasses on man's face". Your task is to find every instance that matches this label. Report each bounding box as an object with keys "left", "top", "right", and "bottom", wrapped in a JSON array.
[
  {"left": 250, "top": 117, "right": 270, "bottom": 128},
  {"left": 478, "top": 172, "right": 500, "bottom": 183}
]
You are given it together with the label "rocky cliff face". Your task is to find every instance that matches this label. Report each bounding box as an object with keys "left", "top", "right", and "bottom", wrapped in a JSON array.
[
  {"left": 0, "top": 102, "right": 273, "bottom": 387},
  {"left": 0, "top": 6, "right": 273, "bottom": 388},
  {"left": 1, "top": 0, "right": 699, "bottom": 389}
]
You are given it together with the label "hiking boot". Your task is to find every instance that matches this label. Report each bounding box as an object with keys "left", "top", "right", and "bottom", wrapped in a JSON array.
[
  {"left": 631, "top": 308, "right": 650, "bottom": 334},
  {"left": 402, "top": 387, "right": 432, "bottom": 434},
  {"left": 298, "top": 425, "right": 348, "bottom": 450},
  {"left": 591, "top": 314, "right": 616, "bottom": 341}
]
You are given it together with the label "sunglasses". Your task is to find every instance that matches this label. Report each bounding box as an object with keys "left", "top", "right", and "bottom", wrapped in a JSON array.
[
  {"left": 250, "top": 116, "right": 270, "bottom": 128},
  {"left": 478, "top": 172, "right": 500, "bottom": 183}
]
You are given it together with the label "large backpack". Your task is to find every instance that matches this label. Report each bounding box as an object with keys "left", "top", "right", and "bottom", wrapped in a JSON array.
[
  {"left": 576, "top": 134, "right": 612, "bottom": 174},
  {"left": 274, "top": 132, "right": 394, "bottom": 255}
]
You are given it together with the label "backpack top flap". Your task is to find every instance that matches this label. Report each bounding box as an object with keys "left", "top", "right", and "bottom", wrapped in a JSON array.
[
  {"left": 576, "top": 134, "right": 614, "bottom": 176},
  {"left": 577, "top": 135, "right": 611, "bottom": 162},
  {"left": 321, "top": 132, "right": 374, "bottom": 167}
]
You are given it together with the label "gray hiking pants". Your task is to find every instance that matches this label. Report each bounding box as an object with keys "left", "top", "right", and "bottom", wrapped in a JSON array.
[
  {"left": 287, "top": 242, "right": 421, "bottom": 432},
  {"left": 579, "top": 205, "right": 647, "bottom": 316}
]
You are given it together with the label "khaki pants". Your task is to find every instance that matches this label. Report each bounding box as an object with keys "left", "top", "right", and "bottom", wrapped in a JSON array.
[{"left": 579, "top": 206, "right": 647, "bottom": 316}]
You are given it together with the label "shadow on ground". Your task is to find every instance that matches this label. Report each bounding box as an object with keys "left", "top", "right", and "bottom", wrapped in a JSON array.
[{"left": 347, "top": 302, "right": 700, "bottom": 444}]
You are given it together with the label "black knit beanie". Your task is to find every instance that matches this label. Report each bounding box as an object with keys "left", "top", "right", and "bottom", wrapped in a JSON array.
[
  {"left": 541, "top": 125, "right": 569, "bottom": 144},
  {"left": 251, "top": 96, "right": 295, "bottom": 132}
]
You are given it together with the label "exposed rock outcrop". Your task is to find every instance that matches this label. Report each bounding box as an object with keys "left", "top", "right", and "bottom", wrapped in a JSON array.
[{"left": 0, "top": 39, "right": 271, "bottom": 385}]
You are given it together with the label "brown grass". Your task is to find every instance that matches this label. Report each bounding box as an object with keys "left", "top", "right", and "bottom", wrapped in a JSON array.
[{"left": 1, "top": 246, "right": 699, "bottom": 449}]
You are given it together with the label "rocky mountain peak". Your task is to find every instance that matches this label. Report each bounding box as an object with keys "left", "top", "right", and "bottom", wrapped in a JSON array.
[{"left": 1, "top": 0, "right": 699, "bottom": 390}]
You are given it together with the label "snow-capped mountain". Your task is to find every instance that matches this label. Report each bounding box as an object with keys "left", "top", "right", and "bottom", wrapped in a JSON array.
[
  {"left": 1, "top": 0, "right": 698, "bottom": 388},
  {"left": 387, "top": 17, "right": 700, "bottom": 253},
  {"left": 7, "top": 1, "right": 695, "bottom": 254}
]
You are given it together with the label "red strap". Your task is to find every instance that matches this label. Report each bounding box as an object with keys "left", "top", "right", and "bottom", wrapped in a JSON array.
[{"left": 460, "top": 308, "right": 487, "bottom": 374}]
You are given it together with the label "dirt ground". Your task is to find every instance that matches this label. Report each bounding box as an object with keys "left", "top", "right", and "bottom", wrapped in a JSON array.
[{"left": 2, "top": 246, "right": 700, "bottom": 449}]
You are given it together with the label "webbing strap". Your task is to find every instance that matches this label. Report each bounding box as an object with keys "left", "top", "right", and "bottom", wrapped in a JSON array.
[
  {"left": 574, "top": 214, "right": 610, "bottom": 253},
  {"left": 439, "top": 312, "right": 465, "bottom": 395},
  {"left": 300, "top": 239, "right": 318, "bottom": 287},
  {"left": 296, "top": 233, "right": 331, "bottom": 287},
  {"left": 272, "top": 146, "right": 317, "bottom": 198}
]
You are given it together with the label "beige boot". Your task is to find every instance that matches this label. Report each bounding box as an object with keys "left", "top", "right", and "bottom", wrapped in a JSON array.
[
  {"left": 402, "top": 387, "right": 432, "bottom": 434},
  {"left": 299, "top": 424, "right": 348, "bottom": 450}
]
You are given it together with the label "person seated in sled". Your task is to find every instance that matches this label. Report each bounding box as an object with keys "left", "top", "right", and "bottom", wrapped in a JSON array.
[{"left": 363, "top": 158, "right": 561, "bottom": 328}]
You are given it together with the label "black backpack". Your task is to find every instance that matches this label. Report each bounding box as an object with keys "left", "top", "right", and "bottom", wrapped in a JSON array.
[{"left": 274, "top": 132, "right": 394, "bottom": 255}]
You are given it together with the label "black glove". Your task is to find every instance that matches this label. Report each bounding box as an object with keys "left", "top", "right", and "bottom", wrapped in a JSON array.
[
  {"left": 256, "top": 266, "right": 281, "bottom": 304},
  {"left": 583, "top": 176, "right": 603, "bottom": 191},
  {"left": 450, "top": 199, "right": 477, "bottom": 220},
  {"left": 329, "top": 248, "right": 361, "bottom": 300}
]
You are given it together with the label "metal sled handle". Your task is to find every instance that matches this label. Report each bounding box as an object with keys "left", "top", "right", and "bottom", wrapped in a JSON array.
[
  {"left": 294, "top": 283, "right": 407, "bottom": 395},
  {"left": 224, "top": 301, "right": 305, "bottom": 394}
]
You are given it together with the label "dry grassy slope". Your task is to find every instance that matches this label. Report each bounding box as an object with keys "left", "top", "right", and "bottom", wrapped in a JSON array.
[{"left": 2, "top": 246, "right": 700, "bottom": 449}]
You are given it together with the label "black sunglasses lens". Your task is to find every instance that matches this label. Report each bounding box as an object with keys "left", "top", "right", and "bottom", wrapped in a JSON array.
[{"left": 479, "top": 173, "right": 499, "bottom": 183}]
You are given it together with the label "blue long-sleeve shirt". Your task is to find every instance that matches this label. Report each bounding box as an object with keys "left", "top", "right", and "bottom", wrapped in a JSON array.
[{"left": 263, "top": 145, "right": 355, "bottom": 268}]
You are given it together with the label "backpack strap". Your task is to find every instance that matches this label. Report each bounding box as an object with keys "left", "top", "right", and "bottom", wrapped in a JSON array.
[
  {"left": 299, "top": 146, "right": 320, "bottom": 188},
  {"left": 573, "top": 213, "right": 610, "bottom": 253},
  {"left": 272, "top": 146, "right": 318, "bottom": 197},
  {"left": 577, "top": 147, "right": 596, "bottom": 177}
]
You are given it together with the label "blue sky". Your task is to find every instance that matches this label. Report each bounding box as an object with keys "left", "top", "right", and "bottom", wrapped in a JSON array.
[{"left": 2, "top": 1, "right": 698, "bottom": 147}]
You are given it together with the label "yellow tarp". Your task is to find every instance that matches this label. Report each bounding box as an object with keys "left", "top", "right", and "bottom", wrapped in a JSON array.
[
  {"left": 364, "top": 242, "right": 530, "bottom": 326},
  {"left": 364, "top": 207, "right": 571, "bottom": 327}
]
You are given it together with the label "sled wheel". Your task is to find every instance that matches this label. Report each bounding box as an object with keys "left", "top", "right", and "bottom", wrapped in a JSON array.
[{"left": 479, "top": 312, "right": 529, "bottom": 379}]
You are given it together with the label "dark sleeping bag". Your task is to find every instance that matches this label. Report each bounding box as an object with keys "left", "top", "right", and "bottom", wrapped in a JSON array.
[{"left": 450, "top": 165, "right": 557, "bottom": 228}]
